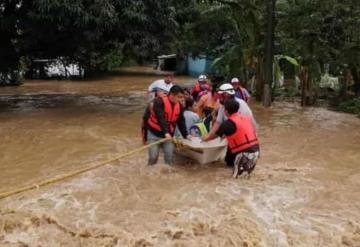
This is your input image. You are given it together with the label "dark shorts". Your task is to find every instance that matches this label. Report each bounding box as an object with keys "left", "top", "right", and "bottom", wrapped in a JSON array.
[{"left": 232, "top": 151, "right": 260, "bottom": 178}]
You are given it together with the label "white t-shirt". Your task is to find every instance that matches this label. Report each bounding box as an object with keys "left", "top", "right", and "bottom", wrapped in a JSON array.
[
  {"left": 148, "top": 79, "right": 173, "bottom": 92},
  {"left": 216, "top": 97, "right": 257, "bottom": 128}
]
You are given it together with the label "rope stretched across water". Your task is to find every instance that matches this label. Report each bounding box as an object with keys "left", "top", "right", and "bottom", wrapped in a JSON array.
[{"left": 0, "top": 138, "right": 168, "bottom": 200}]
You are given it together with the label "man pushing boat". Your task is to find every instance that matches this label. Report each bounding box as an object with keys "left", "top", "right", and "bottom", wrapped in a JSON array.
[{"left": 202, "top": 85, "right": 259, "bottom": 178}]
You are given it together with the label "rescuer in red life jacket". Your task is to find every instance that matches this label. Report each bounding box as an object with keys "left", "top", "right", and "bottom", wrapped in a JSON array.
[
  {"left": 147, "top": 85, "right": 192, "bottom": 166},
  {"left": 142, "top": 84, "right": 170, "bottom": 144},
  {"left": 191, "top": 74, "right": 211, "bottom": 101},
  {"left": 202, "top": 98, "right": 260, "bottom": 178}
]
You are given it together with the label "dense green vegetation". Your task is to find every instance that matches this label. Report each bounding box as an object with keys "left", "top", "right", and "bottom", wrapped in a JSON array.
[
  {"left": 178, "top": 0, "right": 359, "bottom": 105},
  {"left": 338, "top": 98, "right": 360, "bottom": 118},
  {"left": 0, "top": 0, "right": 187, "bottom": 81},
  {"left": 0, "top": 0, "right": 359, "bottom": 111}
]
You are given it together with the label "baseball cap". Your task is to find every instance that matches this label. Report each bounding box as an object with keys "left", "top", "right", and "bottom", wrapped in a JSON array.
[{"left": 231, "top": 77, "right": 240, "bottom": 84}]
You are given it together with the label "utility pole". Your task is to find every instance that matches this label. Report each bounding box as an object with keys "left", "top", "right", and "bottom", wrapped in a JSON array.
[{"left": 263, "top": 0, "right": 276, "bottom": 107}]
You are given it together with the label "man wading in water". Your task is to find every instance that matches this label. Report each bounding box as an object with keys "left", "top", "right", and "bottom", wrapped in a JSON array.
[
  {"left": 203, "top": 98, "right": 260, "bottom": 178},
  {"left": 142, "top": 84, "right": 170, "bottom": 144},
  {"left": 147, "top": 73, "right": 174, "bottom": 102},
  {"left": 146, "top": 85, "right": 192, "bottom": 165},
  {"left": 202, "top": 84, "right": 258, "bottom": 177}
]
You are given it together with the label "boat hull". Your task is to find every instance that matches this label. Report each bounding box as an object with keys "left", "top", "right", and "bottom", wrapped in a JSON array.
[{"left": 175, "top": 137, "right": 227, "bottom": 164}]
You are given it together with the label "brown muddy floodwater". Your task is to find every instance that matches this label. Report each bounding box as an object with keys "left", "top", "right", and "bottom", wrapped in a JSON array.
[{"left": 0, "top": 67, "right": 360, "bottom": 247}]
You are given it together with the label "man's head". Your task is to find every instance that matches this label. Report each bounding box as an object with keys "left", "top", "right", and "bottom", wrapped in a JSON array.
[
  {"left": 198, "top": 74, "right": 207, "bottom": 84},
  {"left": 230, "top": 77, "right": 241, "bottom": 89},
  {"left": 217, "top": 83, "right": 235, "bottom": 104},
  {"left": 164, "top": 73, "right": 174, "bottom": 84},
  {"left": 224, "top": 98, "right": 239, "bottom": 117},
  {"left": 168, "top": 85, "right": 185, "bottom": 104}
]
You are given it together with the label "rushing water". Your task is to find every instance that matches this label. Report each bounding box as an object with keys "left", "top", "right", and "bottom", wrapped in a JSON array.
[{"left": 0, "top": 68, "right": 360, "bottom": 246}]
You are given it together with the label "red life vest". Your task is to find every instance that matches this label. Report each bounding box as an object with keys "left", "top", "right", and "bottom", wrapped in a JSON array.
[
  {"left": 147, "top": 95, "right": 181, "bottom": 135},
  {"left": 191, "top": 83, "right": 201, "bottom": 94},
  {"left": 192, "top": 83, "right": 211, "bottom": 94},
  {"left": 226, "top": 113, "right": 259, "bottom": 153}
]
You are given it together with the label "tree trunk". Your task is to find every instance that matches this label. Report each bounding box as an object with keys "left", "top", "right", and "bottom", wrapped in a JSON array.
[
  {"left": 263, "top": 0, "right": 276, "bottom": 107},
  {"left": 339, "top": 69, "right": 353, "bottom": 99},
  {"left": 300, "top": 66, "right": 312, "bottom": 106},
  {"left": 350, "top": 66, "right": 360, "bottom": 96},
  {"left": 255, "top": 56, "right": 264, "bottom": 102},
  {"left": 263, "top": 84, "right": 272, "bottom": 106}
]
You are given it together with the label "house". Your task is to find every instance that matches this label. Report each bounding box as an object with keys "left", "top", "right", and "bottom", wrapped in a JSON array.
[{"left": 156, "top": 54, "right": 214, "bottom": 77}]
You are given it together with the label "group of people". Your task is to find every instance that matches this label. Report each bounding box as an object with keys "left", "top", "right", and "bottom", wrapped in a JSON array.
[{"left": 142, "top": 73, "right": 260, "bottom": 178}]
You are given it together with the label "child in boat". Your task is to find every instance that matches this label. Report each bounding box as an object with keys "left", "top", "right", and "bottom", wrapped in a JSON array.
[
  {"left": 189, "top": 108, "right": 218, "bottom": 138},
  {"left": 184, "top": 98, "right": 200, "bottom": 133}
]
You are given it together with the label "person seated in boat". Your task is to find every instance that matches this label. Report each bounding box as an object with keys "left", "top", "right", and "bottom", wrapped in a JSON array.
[
  {"left": 179, "top": 87, "right": 191, "bottom": 108},
  {"left": 183, "top": 87, "right": 191, "bottom": 100},
  {"left": 231, "top": 77, "right": 251, "bottom": 104},
  {"left": 203, "top": 99, "right": 260, "bottom": 178},
  {"left": 184, "top": 98, "right": 200, "bottom": 133},
  {"left": 196, "top": 85, "right": 219, "bottom": 118},
  {"left": 189, "top": 109, "right": 218, "bottom": 138},
  {"left": 146, "top": 85, "right": 192, "bottom": 165},
  {"left": 191, "top": 74, "right": 212, "bottom": 101},
  {"left": 205, "top": 108, "right": 218, "bottom": 132},
  {"left": 142, "top": 85, "right": 170, "bottom": 144}
]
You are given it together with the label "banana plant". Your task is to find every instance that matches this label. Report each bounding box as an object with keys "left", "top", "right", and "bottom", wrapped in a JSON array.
[
  {"left": 273, "top": 54, "right": 299, "bottom": 88},
  {"left": 209, "top": 0, "right": 263, "bottom": 81}
]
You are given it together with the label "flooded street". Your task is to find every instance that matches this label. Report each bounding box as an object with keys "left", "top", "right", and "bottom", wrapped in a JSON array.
[{"left": 0, "top": 68, "right": 360, "bottom": 246}]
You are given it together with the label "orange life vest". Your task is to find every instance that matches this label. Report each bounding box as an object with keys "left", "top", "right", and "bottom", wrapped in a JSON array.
[
  {"left": 226, "top": 113, "right": 259, "bottom": 153},
  {"left": 147, "top": 95, "right": 181, "bottom": 135}
]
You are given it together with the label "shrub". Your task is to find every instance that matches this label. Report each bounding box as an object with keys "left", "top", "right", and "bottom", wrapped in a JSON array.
[{"left": 338, "top": 98, "right": 360, "bottom": 118}]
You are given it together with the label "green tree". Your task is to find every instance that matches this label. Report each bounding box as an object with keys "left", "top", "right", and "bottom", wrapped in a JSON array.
[
  {"left": 277, "top": 0, "right": 360, "bottom": 104},
  {"left": 180, "top": 0, "right": 264, "bottom": 81},
  {"left": 186, "top": 0, "right": 268, "bottom": 102},
  {"left": 0, "top": 0, "right": 180, "bottom": 82},
  {"left": 0, "top": 0, "right": 28, "bottom": 85},
  {"left": 181, "top": 0, "right": 359, "bottom": 105}
]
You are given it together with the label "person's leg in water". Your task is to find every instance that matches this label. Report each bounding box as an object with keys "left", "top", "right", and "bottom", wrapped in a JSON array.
[
  {"left": 162, "top": 140, "right": 174, "bottom": 165},
  {"left": 147, "top": 131, "right": 161, "bottom": 165},
  {"left": 225, "top": 148, "right": 236, "bottom": 167},
  {"left": 233, "top": 151, "right": 260, "bottom": 178}
]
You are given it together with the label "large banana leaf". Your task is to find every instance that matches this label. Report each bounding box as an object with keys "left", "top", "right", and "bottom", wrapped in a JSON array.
[{"left": 275, "top": 55, "right": 300, "bottom": 67}]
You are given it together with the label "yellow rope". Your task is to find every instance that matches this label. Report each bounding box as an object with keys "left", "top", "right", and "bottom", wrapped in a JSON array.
[
  {"left": 173, "top": 138, "right": 204, "bottom": 153},
  {"left": 0, "top": 138, "right": 168, "bottom": 200}
]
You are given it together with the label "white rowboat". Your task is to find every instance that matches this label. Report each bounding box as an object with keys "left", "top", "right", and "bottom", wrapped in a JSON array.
[{"left": 174, "top": 137, "right": 227, "bottom": 165}]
